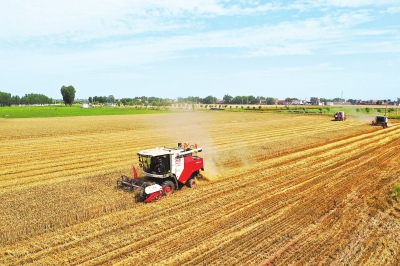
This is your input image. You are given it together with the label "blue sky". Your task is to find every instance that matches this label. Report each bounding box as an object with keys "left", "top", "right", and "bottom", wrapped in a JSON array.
[{"left": 1, "top": 0, "right": 399, "bottom": 101}]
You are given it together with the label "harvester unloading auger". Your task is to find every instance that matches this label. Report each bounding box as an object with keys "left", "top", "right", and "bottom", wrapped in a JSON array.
[{"left": 117, "top": 143, "right": 204, "bottom": 203}]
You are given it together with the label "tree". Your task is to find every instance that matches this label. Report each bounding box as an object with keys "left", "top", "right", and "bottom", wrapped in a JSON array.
[
  {"left": 20, "top": 93, "right": 52, "bottom": 105},
  {"left": 247, "top": 95, "right": 256, "bottom": 104},
  {"left": 285, "top": 97, "right": 298, "bottom": 101},
  {"left": 223, "top": 94, "right": 233, "bottom": 104},
  {"left": 231, "top": 96, "right": 245, "bottom": 104},
  {"left": 365, "top": 107, "right": 370, "bottom": 113},
  {"left": 202, "top": 95, "right": 216, "bottom": 104},
  {"left": 347, "top": 99, "right": 356, "bottom": 105},
  {"left": 11, "top": 95, "right": 20, "bottom": 105},
  {"left": 310, "top": 97, "right": 319, "bottom": 104},
  {"left": 107, "top": 95, "right": 115, "bottom": 103},
  {"left": 60, "top": 85, "right": 76, "bottom": 106},
  {"left": 0, "top": 91, "right": 11, "bottom": 106},
  {"left": 266, "top": 97, "right": 275, "bottom": 105}
]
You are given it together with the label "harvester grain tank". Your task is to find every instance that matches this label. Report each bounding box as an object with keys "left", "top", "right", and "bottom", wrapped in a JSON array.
[
  {"left": 117, "top": 143, "right": 204, "bottom": 203},
  {"left": 372, "top": 115, "right": 388, "bottom": 128}
]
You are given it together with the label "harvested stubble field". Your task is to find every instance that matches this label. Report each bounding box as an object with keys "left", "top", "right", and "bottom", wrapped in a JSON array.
[{"left": 1, "top": 111, "right": 400, "bottom": 265}]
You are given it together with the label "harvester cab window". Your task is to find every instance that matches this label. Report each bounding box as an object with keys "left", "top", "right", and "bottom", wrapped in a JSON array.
[
  {"left": 140, "top": 156, "right": 152, "bottom": 172},
  {"left": 150, "top": 155, "right": 170, "bottom": 175}
]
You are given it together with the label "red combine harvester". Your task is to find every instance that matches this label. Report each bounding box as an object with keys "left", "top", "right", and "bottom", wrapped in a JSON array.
[
  {"left": 117, "top": 143, "right": 204, "bottom": 203},
  {"left": 333, "top": 111, "right": 347, "bottom": 121}
]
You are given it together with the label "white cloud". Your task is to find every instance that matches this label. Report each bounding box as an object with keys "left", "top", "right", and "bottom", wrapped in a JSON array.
[
  {"left": 334, "top": 10, "right": 373, "bottom": 26},
  {"left": 291, "top": 0, "right": 399, "bottom": 9},
  {"left": 0, "top": 0, "right": 282, "bottom": 41},
  {"left": 1, "top": 0, "right": 399, "bottom": 100},
  {"left": 1, "top": 0, "right": 394, "bottom": 52},
  {"left": 324, "top": 0, "right": 392, "bottom": 7},
  {"left": 381, "top": 6, "right": 400, "bottom": 13},
  {"left": 2, "top": 9, "right": 398, "bottom": 77}
]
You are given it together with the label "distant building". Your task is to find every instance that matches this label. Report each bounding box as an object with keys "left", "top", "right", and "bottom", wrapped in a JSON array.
[
  {"left": 277, "top": 100, "right": 292, "bottom": 105},
  {"left": 291, "top": 100, "right": 306, "bottom": 105}
]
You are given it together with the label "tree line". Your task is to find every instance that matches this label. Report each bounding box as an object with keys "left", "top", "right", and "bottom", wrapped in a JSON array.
[
  {"left": 87, "top": 95, "right": 276, "bottom": 106},
  {"left": 1, "top": 86, "right": 76, "bottom": 107},
  {"left": 3, "top": 86, "right": 398, "bottom": 108},
  {"left": 0, "top": 91, "right": 53, "bottom": 106},
  {"left": 177, "top": 95, "right": 303, "bottom": 105},
  {"left": 88, "top": 95, "right": 171, "bottom": 107},
  {"left": 176, "top": 95, "right": 271, "bottom": 104}
]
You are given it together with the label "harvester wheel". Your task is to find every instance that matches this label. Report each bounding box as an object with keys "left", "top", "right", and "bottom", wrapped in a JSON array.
[
  {"left": 162, "top": 181, "right": 175, "bottom": 196},
  {"left": 187, "top": 178, "right": 196, "bottom": 188}
]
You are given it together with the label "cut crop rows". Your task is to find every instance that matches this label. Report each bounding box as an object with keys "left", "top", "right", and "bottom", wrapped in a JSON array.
[{"left": 1, "top": 112, "right": 399, "bottom": 265}]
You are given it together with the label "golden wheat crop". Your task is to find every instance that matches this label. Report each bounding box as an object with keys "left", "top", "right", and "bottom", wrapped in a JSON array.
[{"left": 0, "top": 112, "right": 399, "bottom": 265}]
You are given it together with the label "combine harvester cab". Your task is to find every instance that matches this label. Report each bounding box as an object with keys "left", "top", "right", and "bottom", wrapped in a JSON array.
[
  {"left": 333, "top": 111, "right": 347, "bottom": 121},
  {"left": 372, "top": 115, "right": 388, "bottom": 128},
  {"left": 117, "top": 143, "right": 204, "bottom": 203}
]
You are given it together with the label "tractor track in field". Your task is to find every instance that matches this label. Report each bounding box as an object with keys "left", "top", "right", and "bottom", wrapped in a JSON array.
[{"left": 0, "top": 112, "right": 399, "bottom": 265}]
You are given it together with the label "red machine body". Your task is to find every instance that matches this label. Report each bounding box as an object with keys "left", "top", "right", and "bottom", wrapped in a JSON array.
[{"left": 179, "top": 155, "right": 204, "bottom": 184}]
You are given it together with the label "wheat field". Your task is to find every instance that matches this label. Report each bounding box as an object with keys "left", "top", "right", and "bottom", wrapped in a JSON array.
[{"left": 1, "top": 111, "right": 399, "bottom": 265}]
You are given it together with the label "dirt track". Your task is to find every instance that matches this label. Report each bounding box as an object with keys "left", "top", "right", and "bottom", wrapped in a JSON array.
[{"left": 1, "top": 111, "right": 399, "bottom": 265}]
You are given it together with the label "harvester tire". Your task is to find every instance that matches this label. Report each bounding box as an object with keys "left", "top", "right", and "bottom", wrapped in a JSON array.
[
  {"left": 187, "top": 178, "right": 196, "bottom": 188},
  {"left": 162, "top": 181, "right": 175, "bottom": 196}
]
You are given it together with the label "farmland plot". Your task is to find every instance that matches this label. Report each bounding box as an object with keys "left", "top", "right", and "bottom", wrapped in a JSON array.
[{"left": 0, "top": 112, "right": 399, "bottom": 265}]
